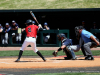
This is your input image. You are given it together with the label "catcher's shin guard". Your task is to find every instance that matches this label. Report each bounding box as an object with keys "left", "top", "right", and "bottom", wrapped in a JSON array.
[
  {"left": 36, "top": 51, "right": 46, "bottom": 62},
  {"left": 63, "top": 48, "right": 72, "bottom": 59},
  {"left": 66, "top": 46, "right": 76, "bottom": 60}
]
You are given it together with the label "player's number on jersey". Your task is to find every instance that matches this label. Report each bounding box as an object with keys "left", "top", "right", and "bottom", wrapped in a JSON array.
[{"left": 28, "top": 28, "right": 31, "bottom": 32}]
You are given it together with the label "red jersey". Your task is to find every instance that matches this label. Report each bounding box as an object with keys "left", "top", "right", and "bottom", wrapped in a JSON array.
[{"left": 25, "top": 25, "right": 39, "bottom": 38}]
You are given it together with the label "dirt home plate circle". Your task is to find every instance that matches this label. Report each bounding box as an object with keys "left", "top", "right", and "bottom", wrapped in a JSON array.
[{"left": 0, "top": 56, "right": 100, "bottom": 69}]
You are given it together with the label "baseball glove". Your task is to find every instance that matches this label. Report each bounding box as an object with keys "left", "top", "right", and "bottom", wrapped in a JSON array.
[{"left": 52, "top": 51, "right": 57, "bottom": 57}]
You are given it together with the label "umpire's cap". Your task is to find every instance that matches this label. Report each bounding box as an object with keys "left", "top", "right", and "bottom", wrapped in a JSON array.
[
  {"left": 57, "top": 33, "right": 66, "bottom": 41},
  {"left": 25, "top": 19, "right": 32, "bottom": 25}
]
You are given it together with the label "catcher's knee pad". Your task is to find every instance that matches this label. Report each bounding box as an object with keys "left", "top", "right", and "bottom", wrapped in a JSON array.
[
  {"left": 66, "top": 46, "right": 76, "bottom": 60},
  {"left": 63, "top": 47, "right": 72, "bottom": 58}
]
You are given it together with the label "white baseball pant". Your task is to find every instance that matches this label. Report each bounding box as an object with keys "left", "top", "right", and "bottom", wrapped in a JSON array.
[
  {"left": 20, "top": 37, "right": 38, "bottom": 53},
  {"left": 70, "top": 45, "right": 80, "bottom": 52}
]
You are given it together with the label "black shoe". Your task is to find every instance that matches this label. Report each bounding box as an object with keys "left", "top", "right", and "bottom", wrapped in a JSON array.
[
  {"left": 43, "top": 58, "right": 46, "bottom": 62},
  {"left": 15, "top": 59, "right": 20, "bottom": 62},
  {"left": 64, "top": 57, "right": 72, "bottom": 60},
  {"left": 85, "top": 56, "right": 94, "bottom": 60}
]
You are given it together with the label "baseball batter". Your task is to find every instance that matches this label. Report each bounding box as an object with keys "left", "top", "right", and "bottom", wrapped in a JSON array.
[{"left": 15, "top": 19, "right": 46, "bottom": 62}]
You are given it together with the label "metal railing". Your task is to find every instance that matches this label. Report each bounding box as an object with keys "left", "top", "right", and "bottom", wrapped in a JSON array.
[{"left": 0, "top": 29, "right": 69, "bottom": 47}]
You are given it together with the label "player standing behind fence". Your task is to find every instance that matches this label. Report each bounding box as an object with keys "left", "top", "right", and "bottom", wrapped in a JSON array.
[
  {"left": 1, "top": 23, "right": 11, "bottom": 45},
  {"left": 11, "top": 20, "right": 22, "bottom": 44},
  {"left": 15, "top": 19, "right": 46, "bottom": 62},
  {"left": 43, "top": 22, "right": 50, "bottom": 43}
]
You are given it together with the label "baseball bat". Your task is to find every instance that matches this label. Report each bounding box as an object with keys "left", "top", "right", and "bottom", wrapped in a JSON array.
[{"left": 30, "top": 11, "right": 39, "bottom": 25}]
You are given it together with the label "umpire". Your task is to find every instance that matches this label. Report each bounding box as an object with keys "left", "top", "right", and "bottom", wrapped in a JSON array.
[{"left": 75, "top": 26, "right": 100, "bottom": 60}]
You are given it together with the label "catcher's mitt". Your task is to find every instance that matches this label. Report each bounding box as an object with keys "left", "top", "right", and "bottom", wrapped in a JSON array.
[{"left": 52, "top": 51, "right": 57, "bottom": 57}]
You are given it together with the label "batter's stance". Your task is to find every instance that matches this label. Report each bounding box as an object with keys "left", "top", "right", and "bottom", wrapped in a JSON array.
[{"left": 15, "top": 19, "right": 46, "bottom": 62}]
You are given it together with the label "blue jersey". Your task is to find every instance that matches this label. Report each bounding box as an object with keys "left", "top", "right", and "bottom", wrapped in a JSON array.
[
  {"left": 0, "top": 27, "right": 3, "bottom": 30},
  {"left": 43, "top": 26, "right": 50, "bottom": 36},
  {"left": 3, "top": 26, "right": 11, "bottom": 33},
  {"left": 11, "top": 23, "right": 19, "bottom": 29},
  {"left": 81, "top": 29, "right": 96, "bottom": 43},
  {"left": 62, "top": 39, "right": 72, "bottom": 46}
]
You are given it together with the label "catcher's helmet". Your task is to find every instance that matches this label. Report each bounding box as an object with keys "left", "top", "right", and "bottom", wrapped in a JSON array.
[
  {"left": 57, "top": 33, "right": 66, "bottom": 41},
  {"left": 25, "top": 19, "right": 32, "bottom": 25}
]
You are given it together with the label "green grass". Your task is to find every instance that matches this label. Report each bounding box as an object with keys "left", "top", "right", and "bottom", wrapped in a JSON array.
[
  {"left": 0, "top": 0, "right": 100, "bottom": 9},
  {"left": 30, "top": 73, "right": 100, "bottom": 75},
  {"left": 0, "top": 50, "right": 100, "bottom": 56}
]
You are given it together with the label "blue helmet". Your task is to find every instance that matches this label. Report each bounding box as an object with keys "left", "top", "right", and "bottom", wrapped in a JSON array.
[
  {"left": 44, "top": 22, "right": 48, "bottom": 25},
  {"left": 57, "top": 33, "right": 66, "bottom": 41}
]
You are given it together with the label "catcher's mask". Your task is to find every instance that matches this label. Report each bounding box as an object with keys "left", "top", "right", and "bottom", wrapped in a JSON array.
[{"left": 57, "top": 33, "right": 66, "bottom": 41}]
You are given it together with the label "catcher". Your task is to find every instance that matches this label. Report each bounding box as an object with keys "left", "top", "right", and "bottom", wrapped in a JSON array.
[{"left": 52, "top": 33, "right": 77, "bottom": 60}]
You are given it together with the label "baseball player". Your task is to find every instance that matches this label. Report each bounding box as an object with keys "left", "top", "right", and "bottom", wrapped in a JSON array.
[
  {"left": 11, "top": 20, "right": 22, "bottom": 44},
  {"left": 1, "top": 23, "right": 11, "bottom": 45},
  {"left": 0, "top": 24, "right": 3, "bottom": 32},
  {"left": 52, "top": 33, "right": 77, "bottom": 60},
  {"left": 0, "top": 24, "right": 3, "bottom": 44},
  {"left": 43, "top": 22, "right": 50, "bottom": 43},
  {"left": 75, "top": 26, "right": 100, "bottom": 60},
  {"left": 15, "top": 19, "right": 46, "bottom": 62}
]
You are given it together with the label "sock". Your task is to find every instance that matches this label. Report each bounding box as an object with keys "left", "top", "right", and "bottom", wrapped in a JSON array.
[
  {"left": 36, "top": 51, "right": 45, "bottom": 60},
  {"left": 18, "top": 50, "right": 23, "bottom": 59}
]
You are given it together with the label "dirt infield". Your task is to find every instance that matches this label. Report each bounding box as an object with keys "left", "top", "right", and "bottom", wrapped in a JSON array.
[
  {"left": 0, "top": 47, "right": 100, "bottom": 51},
  {"left": 0, "top": 55, "right": 100, "bottom": 69}
]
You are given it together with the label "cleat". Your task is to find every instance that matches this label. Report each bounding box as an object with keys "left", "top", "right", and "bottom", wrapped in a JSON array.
[
  {"left": 85, "top": 56, "right": 94, "bottom": 60},
  {"left": 64, "top": 57, "right": 72, "bottom": 60},
  {"left": 15, "top": 59, "right": 20, "bottom": 62},
  {"left": 43, "top": 58, "right": 46, "bottom": 62}
]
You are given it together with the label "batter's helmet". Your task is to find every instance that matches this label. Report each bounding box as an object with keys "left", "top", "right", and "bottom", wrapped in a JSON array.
[
  {"left": 57, "top": 33, "right": 66, "bottom": 41},
  {"left": 25, "top": 19, "right": 32, "bottom": 25}
]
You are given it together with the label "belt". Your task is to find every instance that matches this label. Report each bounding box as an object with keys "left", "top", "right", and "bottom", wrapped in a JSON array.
[{"left": 26, "top": 37, "right": 35, "bottom": 38}]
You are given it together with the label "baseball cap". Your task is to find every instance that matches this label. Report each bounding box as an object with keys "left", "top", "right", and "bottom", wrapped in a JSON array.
[
  {"left": 5, "top": 23, "right": 9, "bottom": 25},
  {"left": 0, "top": 24, "right": 1, "bottom": 26},
  {"left": 12, "top": 20, "right": 15, "bottom": 23},
  {"left": 44, "top": 22, "right": 48, "bottom": 25},
  {"left": 32, "top": 21, "right": 35, "bottom": 24}
]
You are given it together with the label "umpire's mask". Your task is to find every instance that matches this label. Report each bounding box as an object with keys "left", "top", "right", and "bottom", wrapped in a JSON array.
[{"left": 75, "top": 26, "right": 84, "bottom": 36}]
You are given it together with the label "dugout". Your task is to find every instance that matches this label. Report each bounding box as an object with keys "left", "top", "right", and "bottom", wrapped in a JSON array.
[{"left": 0, "top": 8, "right": 100, "bottom": 45}]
